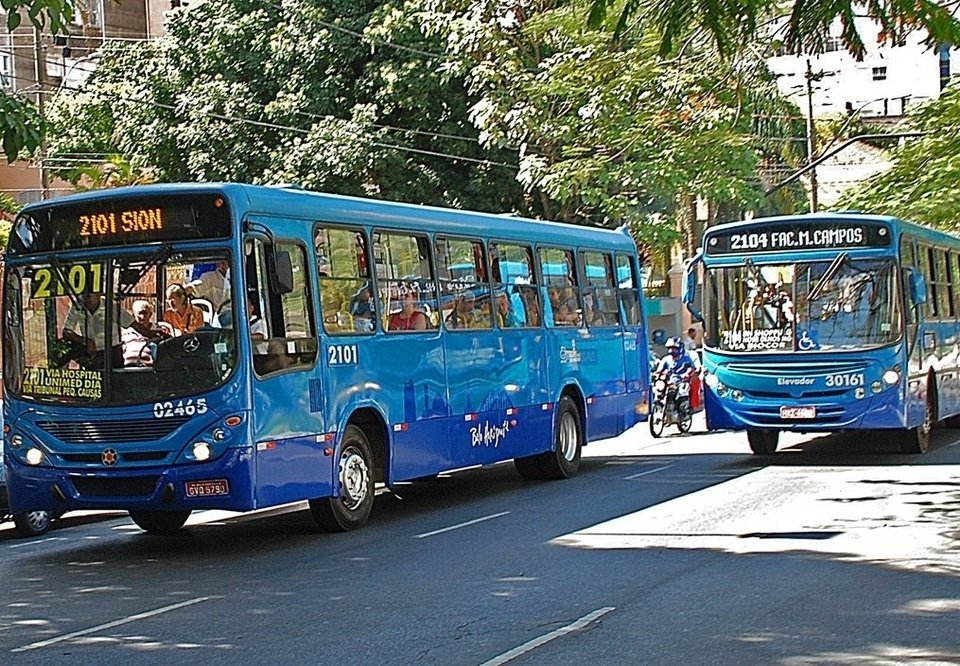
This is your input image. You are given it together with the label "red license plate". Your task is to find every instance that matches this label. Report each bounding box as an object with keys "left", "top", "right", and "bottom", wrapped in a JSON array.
[
  {"left": 780, "top": 406, "right": 816, "bottom": 419},
  {"left": 185, "top": 479, "right": 230, "bottom": 497}
]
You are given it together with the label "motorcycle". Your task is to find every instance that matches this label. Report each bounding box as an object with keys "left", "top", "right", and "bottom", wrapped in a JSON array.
[{"left": 648, "top": 370, "right": 693, "bottom": 437}]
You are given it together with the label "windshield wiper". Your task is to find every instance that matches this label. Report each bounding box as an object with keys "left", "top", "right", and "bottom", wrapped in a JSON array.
[
  {"left": 117, "top": 244, "right": 174, "bottom": 300},
  {"left": 807, "top": 252, "right": 848, "bottom": 303}
]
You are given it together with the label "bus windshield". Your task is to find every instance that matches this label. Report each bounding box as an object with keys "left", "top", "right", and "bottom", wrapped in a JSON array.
[
  {"left": 705, "top": 257, "right": 902, "bottom": 353},
  {"left": 3, "top": 251, "right": 237, "bottom": 406}
]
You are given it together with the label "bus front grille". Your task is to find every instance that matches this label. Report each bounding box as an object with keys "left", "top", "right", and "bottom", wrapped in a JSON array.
[
  {"left": 61, "top": 452, "right": 170, "bottom": 464},
  {"left": 725, "top": 362, "right": 869, "bottom": 377},
  {"left": 37, "top": 417, "right": 191, "bottom": 443},
  {"left": 70, "top": 476, "right": 160, "bottom": 497}
]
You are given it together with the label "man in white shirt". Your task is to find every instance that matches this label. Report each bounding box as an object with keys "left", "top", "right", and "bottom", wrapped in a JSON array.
[
  {"left": 186, "top": 261, "right": 230, "bottom": 312},
  {"left": 61, "top": 293, "right": 136, "bottom": 368}
]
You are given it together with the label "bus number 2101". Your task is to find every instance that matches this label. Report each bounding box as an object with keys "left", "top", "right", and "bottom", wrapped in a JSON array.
[{"left": 328, "top": 344, "right": 359, "bottom": 366}]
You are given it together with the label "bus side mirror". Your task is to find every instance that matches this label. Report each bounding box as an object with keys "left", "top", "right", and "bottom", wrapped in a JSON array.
[
  {"left": 651, "top": 329, "right": 667, "bottom": 345},
  {"left": 269, "top": 250, "right": 294, "bottom": 295},
  {"left": 907, "top": 269, "right": 927, "bottom": 306}
]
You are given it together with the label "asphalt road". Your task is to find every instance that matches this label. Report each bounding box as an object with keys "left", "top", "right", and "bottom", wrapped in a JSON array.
[{"left": 2, "top": 417, "right": 959, "bottom": 665}]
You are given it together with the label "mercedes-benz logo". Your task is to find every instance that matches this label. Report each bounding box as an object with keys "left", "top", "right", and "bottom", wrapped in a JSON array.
[
  {"left": 101, "top": 448, "right": 119, "bottom": 466},
  {"left": 182, "top": 336, "right": 201, "bottom": 353}
]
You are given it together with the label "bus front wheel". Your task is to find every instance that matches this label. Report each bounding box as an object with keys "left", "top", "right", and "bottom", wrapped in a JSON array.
[
  {"left": 899, "top": 402, "right": 932, "bottom": 454},
  {"left": 129, "top": 510, "right": 191, "bottom": 535},
  {"left": 747, "top": 430, "right": 779, "bottom": 455},
  {"left": 310, "top": 425, "right": 375, "bottom": 532}
]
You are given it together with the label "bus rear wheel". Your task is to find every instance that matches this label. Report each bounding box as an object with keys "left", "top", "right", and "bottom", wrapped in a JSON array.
[
  {"left": 538, "top": 395, "right": 583, "bottom": 480},
  {"left": 310, "top": 425, "right": 375, "bottom": 532},
  {"left": 129, "top": 510, "right": 191, "bottom": 535},
  {"left": 747, "top": 430, "right": 779, "bottom": 455}
]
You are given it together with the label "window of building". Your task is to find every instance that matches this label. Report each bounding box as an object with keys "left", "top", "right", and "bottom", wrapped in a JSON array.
[
  {"left": 872, "top": 66, "right": 887, "bottom": 81},
  {"left": 825, "top": 37, "right": 842, "bottom": 53},
  {"left": 0, "top": 53, "right": 11, "bottom": 89}
]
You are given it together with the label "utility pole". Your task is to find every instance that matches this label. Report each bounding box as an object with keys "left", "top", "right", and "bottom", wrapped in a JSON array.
[
  {"left": 33, "top": 26, "right": 49, "bottom": 200},
  {"left": 805, "top": 59, "right": 818, "bottom": 213}
]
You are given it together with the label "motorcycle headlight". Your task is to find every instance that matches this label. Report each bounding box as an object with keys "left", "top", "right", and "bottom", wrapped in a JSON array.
[{"left": 655, "top": 379, "right": 666, "bottom": 392}]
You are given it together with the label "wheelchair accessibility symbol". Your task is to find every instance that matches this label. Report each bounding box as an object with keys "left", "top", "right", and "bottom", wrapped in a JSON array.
[{"left": 797, "top": 330, "right": 817, "bottom": 351}]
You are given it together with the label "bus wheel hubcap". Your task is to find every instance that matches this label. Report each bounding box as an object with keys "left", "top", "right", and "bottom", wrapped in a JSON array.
[
  {"left": 559, "top": 412, "right": 578, "bottom": 461},
  {"left": 339, "top": 448, "right": 369, "bottom": 510}
]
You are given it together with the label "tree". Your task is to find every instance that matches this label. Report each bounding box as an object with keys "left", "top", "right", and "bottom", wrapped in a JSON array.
[
  {"left": 838, "top": 85, "right": 960, "bottom": 228},
  {"left": 1, "top": 0, "right": 75, "bottom": 161},
  {"left": 412, "top": 0, "right": 806, "bottom": 262},
  {"left": 46, "top": 0, "right": 525, "bottom": 213},
  {"left": 588, "top": 0, "right": 960, "bottom": 60}
]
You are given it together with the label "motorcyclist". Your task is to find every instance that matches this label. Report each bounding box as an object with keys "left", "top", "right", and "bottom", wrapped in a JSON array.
[{"left": 656, "top": 336, "right": 700, "bottom": 385}]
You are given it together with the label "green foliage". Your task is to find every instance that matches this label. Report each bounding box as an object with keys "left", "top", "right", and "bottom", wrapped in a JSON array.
[
  {"left": 587, "top": 0, "right": 960, "bottom": 60},
  {"left": 47, "top": 0, "right": 525, "bottom": 213},
  {"left": 838, "top": 85, "right": 960, "bottom": 229},
  {"left": 413, "top": 0, "right": 805, "bottom": 258},
  {"left": 1, "top": 0, "right": 73, "bottom": 161}
]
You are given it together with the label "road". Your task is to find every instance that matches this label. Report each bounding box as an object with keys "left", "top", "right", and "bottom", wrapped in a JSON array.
[{"left": 2, "top": 417, "right": 959, "bottom": 665}]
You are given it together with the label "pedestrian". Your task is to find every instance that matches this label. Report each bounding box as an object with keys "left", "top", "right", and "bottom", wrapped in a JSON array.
[{"left": 684, "top": 327, "right": 699, "bottom": 351}]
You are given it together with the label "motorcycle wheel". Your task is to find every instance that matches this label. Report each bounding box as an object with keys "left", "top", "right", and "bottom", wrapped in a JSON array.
[
  {"left": 649, "top": 402, "right": 665, "bottom": 438},
  {"left": 676, "top": 399, "right": 693, "bottom": 434}
]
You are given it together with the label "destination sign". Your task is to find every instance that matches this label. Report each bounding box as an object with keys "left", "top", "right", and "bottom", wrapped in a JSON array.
[
  {"left": 7, "top": 193, "right": 232, "bottom": 255},
  {"left": 705, "top": 220, "right": 891, "bottom": 256}
]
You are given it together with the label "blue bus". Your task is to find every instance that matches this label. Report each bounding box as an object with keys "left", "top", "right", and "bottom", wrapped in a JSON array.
[
  {"left": 686, "top": 212, "right": 956, "bottom": 455},
  {"left": 2, "top": 183, "right": 650, "bottom": 534}
]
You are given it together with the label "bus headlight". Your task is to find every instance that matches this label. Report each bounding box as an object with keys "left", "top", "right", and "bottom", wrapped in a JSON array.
[
  {"left": 25, "top": 447, "right": 44, "bottom": 465},
  {"left": 704, "top": 374, "right": 720, "bottom": 388},
  {"left": 871, "top": 381, "right": 883, "bottom": 394},
  {"left": 10, "top": 433, "right": 23, "bottom": 448},
  {"left": 882, "top": 370, "right": 900, "bottom": 385},
  {"left": 731, "top": 390, "right": 743, "bottom": 402},
  {"left": 192, "top": 442, "right": 212, "bottom": 462},
  {"left": 211, "top": 428, "right": 227, "bottom": 443}
]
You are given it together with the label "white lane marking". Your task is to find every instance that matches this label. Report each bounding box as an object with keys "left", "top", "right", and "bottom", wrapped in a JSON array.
[
  {"left": 7, "top": 536, "right": 69, "bottom": 549},
  {"left": 623, "top": 464, "right": 674, "bottom": 480},
  {"left": 11, "top": 597, "right": 211, "bottom": 653},
  {"left": 415, "top": 511, "right": 510, "bottom": 538},
  {"left": 479, "top": 606, "right": 615, "bottom": 666}
]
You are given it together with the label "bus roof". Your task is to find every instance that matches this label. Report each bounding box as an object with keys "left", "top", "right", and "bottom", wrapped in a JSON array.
[{"left": 19, "top": 182, "right": 637, "bottom": 253}]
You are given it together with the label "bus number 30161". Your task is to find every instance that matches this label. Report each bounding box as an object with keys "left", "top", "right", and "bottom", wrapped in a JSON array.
[{"left": 825, "top": 373, "right": 864, "bottom": 387}]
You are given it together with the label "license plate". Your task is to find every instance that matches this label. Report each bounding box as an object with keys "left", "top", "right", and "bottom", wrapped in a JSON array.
[
  {"left": 185, "top": 479, "right": 230, "bottom": 497},
  {"left": 780, "top": 406, "right": 816, "bottom": 419}
]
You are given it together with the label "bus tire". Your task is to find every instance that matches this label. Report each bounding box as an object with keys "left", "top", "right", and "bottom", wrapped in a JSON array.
[
  {"left": 649, "top": 402, "right": 665, "bottom": 438},
  {"left": 310, "top": 425, "right": 375, "bottom": 532},
  {"left": 747, "top": 430, "right": 779, "bottom": 455},
  {"left": 129, "top": 510, "right": 191, "bottom": 535},
  {"left": 899, "top": 400, "right": 933, "bottom": 454},
  {"left": 514, "top": 456, "right": 545, "bottom": 480},
  {"left": 538, "top": 395, "right": 582, "bottom": 480},
  {"left": 13, "top": 510, "right": 51, "bottom": 538}
]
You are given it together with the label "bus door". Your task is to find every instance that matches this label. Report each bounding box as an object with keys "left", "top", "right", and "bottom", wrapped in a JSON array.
[
  {"left": 244, "top": 234, "right": 324, "bottom": 507},
  {"left": 618, "top": 253, "right": 648, "bottom": 427}
]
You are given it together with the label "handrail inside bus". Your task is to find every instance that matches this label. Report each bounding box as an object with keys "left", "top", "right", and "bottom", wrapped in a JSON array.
[{"left": 807, "top": 252, "right": 847, "bottom": 302}]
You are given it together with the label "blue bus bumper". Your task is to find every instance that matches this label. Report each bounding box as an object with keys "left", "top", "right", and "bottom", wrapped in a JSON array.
[
  {"left": 704, "top": 386, "right": 907, "bottom": 432},
  {"left": 5, "top": 447, "right": 257, "bottom": 514}
]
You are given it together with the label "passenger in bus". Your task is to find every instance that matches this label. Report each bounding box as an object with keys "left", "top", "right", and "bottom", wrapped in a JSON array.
[
  {"left": 495, "top": 290, "right": 524, "bottom": 328},
  {"left": 583, "top": 293, "right": 604, "bottom": 327},
  {"left": 186, "top": 260, "right": 230, "bottom": 311},
  {"left": 519, "top": 287, "right": 541, "bottom": 326},
  {"left": 446, "top": 291, "right": 479, "bottom": 329},
  {"left": 349, "top": 284, "right": 375, "bottom": 332},
  {"left": 163, "top": 284, "right": 205, "bottom": 334},
  {"left": 121, "top": 300, "right": 170, "bottom": 367},
  {"left": 60, "top": 293, "right": 139, "bottom": 369},
  {"left": 389, "top": 291, "right": 428, "bottom": 331},
  {"left": 547, "top": 286, "right": 579, "bottom": 326}
]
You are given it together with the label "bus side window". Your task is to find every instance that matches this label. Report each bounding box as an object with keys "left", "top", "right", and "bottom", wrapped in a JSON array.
[
  {"left": 616, "top": 253, "right": 641, "bottom": 326},
  {"left": 314, "top": 226, "right": 375, "bottom": 335},
  {"left": 251, "top": 240, "right": 318, "bottom": 375},
  {"left": 436, "top": 236, "right": 491, "bottom": 330},
  {"left": 375, "top": 231, "right": 438, "bottom": 332},
  {"left": 539, "top": 247, "right": 580, "bottom": 327},
  {"left": 490, "top": 242, "right": 538, "bottom": 328}
]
